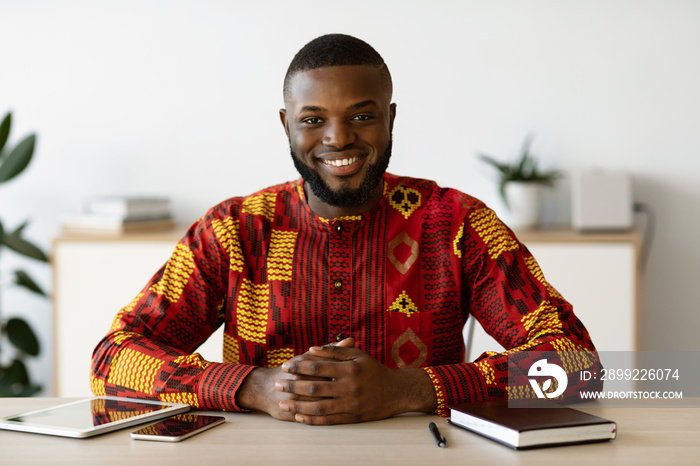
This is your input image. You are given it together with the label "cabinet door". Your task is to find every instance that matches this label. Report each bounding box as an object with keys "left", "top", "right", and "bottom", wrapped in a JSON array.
[
  {"left": 465, "top": 242, "right": 637, "bottom": 361},
  {"left": 54, "top": 240, "right": 224, "bottom": 397}
]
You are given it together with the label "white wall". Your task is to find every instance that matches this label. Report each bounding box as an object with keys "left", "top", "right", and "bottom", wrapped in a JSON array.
[{"left": 1, "top": 0, "right": 699, "bottom": 395}]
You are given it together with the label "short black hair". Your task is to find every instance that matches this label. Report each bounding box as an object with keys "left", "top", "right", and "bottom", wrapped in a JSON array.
[{"left": 283, "top": 34, "right": 392, "bottom": 100}]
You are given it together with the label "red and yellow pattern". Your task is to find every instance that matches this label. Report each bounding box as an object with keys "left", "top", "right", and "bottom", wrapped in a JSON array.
[
  {"left": 212, "top": 217, "right": 245, "bottom": 273},
  {"left": 91, "top": 173, "right": 600, "bottom": 414},
  {"left": 149, "top": 243, "right": 195, "bottom": 303},
  {"left": 237, "top": 279, "right": 270, "bottom": 344}
]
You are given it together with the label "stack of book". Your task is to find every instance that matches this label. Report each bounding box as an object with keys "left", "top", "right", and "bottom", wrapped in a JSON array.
[{"left": 61, "top": 196, "right": 176, "bottom": 235}]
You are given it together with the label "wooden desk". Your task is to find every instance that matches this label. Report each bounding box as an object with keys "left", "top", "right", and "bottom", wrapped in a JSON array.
[{"left": 1, "top": 398, "right": 699, "bottom": 465}]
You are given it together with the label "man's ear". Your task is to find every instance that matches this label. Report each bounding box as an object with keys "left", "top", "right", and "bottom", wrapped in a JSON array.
[
  {"left": 279, "top": 108, "right": 290, "bottom": 138},
  {"left": 389, "top": 103, "right": 397, "bottom": 132}
]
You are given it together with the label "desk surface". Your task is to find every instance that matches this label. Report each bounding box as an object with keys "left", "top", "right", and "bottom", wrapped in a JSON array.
[{"left": 1, "top": 398, "right": 699, "bottom": 465}]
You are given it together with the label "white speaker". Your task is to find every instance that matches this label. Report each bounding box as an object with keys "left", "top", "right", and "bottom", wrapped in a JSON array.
[{"left": 572, "top": 171, "right": 633, "bottom": 232}]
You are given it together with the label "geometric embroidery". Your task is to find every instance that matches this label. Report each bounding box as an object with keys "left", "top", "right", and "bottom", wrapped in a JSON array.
[
  {"left": 470, "top": 208, "right": 519, "bottom": 259},
  {"left": 507, "top": 383, "right": 537, "bottom": 400},
  {"left": 236, "top": 279, "right": 270, "bottom": 344},
  {"left": 388, "top": 231, "right": 419, "bottom": 274},
  {"left": 318, "top": 215, "right": 362, "bottom": 223},
  {"left": 552, "top": 339, "right": 598, "bottom": 374},
  {"left": 475, "top": 360, "right": 496, "bottom": 385},
  {"left": 112, "top": 330, "right": 139, "bottom": 346},
  {"left": 453, "top": 223, "right": 464, "bottom": 259},
  {"left": 424, "top": 367, "right": 447, "bottom": 416},
  {"left": 212, "top": 217, "right": 244, "bottom": 273},
  {"left": 173, "top": 353, "right": 211, "bottom": 370},
  {"left": 521, "top": 301, "right": 564, "bottom": 339},
  {"left": 525, "top": 255, "right": 563, "bottom": 300},
  {"left": 391, "top": 328, "right": 427, "bottom": 368},
  {"left": 159, "top": 392, "right": 199, "bottom": 406},
  {"left": 223, "top": 333, "right": 240, "bottom": 364},
  {"left": 389, "top": 184, "right": 422, "bottom": 219},
  {"left": 108, "top": 348, "right": 165, "bottom": 394},
  {"left": 267, "top": 230, "right": 297, "bottom": 281},
  {"left": 388, "top": 290, "right": 420, "bottom": 316},
  {"left": 267, "top": 347, "right": 295, "bottom": 368},
  {"left": 110, "top": 292, "right": 143, "bottom": 332},
  {"left": 242, "top": 192, "right": 277, "bottom": 223},
  {"left": 149, "top": 243, "right": 195, "bottom": 303},
  {"left": 90, "top": 374, "right": 106, "bottom": 396}
]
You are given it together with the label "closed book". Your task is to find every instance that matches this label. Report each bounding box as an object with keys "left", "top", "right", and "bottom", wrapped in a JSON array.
[
  {"left": 61, "top": 215, "right": 176, "bottom": 235},
  {"left": 449, "top": 401, "right": 617, "bottom": 450},
  {"left": 85, "top": 196, "right": 172, "bottom": 220}
]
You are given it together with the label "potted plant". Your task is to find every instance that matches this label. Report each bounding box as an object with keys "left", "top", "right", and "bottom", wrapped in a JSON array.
[
  {"left": 0, "top": 111, "right": 48, "bottom": 396},
  {"left": 479, "top": 136, "right": 561, "bottom": 230}
]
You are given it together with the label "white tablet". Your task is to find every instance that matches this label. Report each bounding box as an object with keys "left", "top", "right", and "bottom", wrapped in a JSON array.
[{"left": 0, "top": 396, "right": 190, "bottom": 438}]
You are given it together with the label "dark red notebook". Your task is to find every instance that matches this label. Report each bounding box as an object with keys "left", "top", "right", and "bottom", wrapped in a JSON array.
[{"left": 449, "top": 401, "right": 617, "bottom": 450}]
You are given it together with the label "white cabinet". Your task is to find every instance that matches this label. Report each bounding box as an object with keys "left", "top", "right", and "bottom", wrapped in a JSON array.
[
  {"left": 52, "top": 231, "right": 223, "bottom": 397},
  {"left": 465, "top": 229, "right": 640, "bottom": 360}
]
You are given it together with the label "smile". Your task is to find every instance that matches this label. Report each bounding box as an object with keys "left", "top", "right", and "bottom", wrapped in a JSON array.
[{"left": 322, "top": 156, "right": 363, "bottom": 167}]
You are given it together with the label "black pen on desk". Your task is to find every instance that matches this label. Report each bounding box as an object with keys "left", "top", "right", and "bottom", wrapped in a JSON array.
[{"left": 429, "top": 422, "right": 447, "bottom": 448}]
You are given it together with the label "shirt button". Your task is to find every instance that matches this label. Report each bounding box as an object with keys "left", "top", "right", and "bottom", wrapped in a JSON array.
[
  {"left": 335, "top": 333, "right": 348, "bottom": 342},
  {"left": 336, "top": 223, "right": 342, "bottom": 232},
  {"left": 334, "top": 280, "right": 343, "bottom": 289}
]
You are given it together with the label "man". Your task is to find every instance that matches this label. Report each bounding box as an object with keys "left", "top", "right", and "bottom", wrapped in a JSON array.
[{"left": 91, "top": 34, "right": 600, "bottom": 425}]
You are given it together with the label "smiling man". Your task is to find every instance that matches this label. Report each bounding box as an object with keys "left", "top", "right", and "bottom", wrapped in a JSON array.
[
  {"left": 91, "top": 34, "right": 601, "bottom": 425},
  {"left": 282, "top": 63, "right": 395, "bottom": 218}
]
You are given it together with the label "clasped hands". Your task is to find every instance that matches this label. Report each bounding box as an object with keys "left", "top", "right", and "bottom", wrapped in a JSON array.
[{"left": 240, "top": 337, "right": 435, "bottom": 425}]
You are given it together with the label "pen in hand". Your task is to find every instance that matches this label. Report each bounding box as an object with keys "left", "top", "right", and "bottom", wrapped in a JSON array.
[{"left": 429, "top": 422, "right": 447, "bottom": 448}]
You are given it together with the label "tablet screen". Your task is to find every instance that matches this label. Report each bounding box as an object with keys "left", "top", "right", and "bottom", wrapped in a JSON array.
[{"left": 0, "top": 397, "right": 190, "bottom": 438}]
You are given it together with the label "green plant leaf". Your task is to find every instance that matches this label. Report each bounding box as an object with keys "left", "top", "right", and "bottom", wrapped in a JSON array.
[
  {"left": 16, "top": 381, "right": 42, "bottom": 397},
  {"left": 498, "top": 180, "right": 509, "bottom": 209},
  {"left": 12, "top": 219, "right": 28, "bottom": 235},
  {"left": 0, "top": 133, "right": 36, "bottom": 183},
  {"left": 14, "top": 270, "right": 48, "bottom": 297},
  {"left": 479, "top": 153, "right": 509, "bottom": 174},
  {"left": 0, "top": 219, "right": 4, "bottom": 246},
  {"left": 0, "top": 359, "right": 38, "bottom": 397},
  {"left": 6, "top": 318, "right": 40, "bottom": 356},
  {"left": 478, "top": 135, "right": 562, "bottom": 186},
  {"left": 3, "top": 225, "right": 49, "bottom": 262},
  {"left": 0, "top": 112, "right": 10, "bottom": 155},
  {"left": 0, "top": 359, "right": 29, "bottom": 384}
]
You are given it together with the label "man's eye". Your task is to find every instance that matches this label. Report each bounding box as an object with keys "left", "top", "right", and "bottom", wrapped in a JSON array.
[
  {"left": 302, "top": 117, "right": 322, "bottom": 125},
  {"left": 352, "top": 114, "right": 372, "bottom": 121}
]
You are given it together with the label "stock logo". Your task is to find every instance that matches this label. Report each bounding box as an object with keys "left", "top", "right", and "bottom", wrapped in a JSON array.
[{"left": 528, "top": 359, "right": 568, "bottom": 399}]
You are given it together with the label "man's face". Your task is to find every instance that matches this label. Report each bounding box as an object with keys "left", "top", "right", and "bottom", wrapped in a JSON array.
[{"left": 281, "top": 65, "right": 396, "bottom": 212}]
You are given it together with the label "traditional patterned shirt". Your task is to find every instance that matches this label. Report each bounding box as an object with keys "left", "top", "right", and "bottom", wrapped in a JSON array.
[{"left": 91, "top": 173, "right": 599, "bottom": 415}]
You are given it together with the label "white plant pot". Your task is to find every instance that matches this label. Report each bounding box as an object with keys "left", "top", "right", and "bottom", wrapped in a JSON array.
[{"left": 502, "top": 182, "right": 542, "bottom": 230}]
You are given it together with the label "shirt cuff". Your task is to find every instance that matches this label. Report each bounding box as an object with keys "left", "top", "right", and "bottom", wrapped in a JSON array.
[
  {"left": 197, "top": 362, "right": 256, "bottom": 412},
  {"left": 423, "top": 363, "right": 489, "bottom": 417}
]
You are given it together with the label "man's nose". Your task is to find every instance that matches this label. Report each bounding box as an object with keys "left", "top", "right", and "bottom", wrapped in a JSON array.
[{"left": 322, "top": 120, "right": 356, "bottom": 148}]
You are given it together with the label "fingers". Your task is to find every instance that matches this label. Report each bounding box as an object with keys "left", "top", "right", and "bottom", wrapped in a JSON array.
[
  {"left": 306, "top": 343, "right": 358, "bottom": 361},
  {"left": 278, "top": 399, "right": 359, "bottom": 426},
  {"left": 282, "top": 356, "right": 354, "bottom": 378},
  {"left": 329, "top": 337, "right": 356, "bottom": 348},
  {"left": 275, "top": 379, "right": 336, "bottom": 398},
  {"left": 294, "top": 412, "right": 357, "bottom": 426}
]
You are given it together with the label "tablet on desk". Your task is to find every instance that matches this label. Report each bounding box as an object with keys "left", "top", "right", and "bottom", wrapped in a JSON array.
[{"left": 0, "top": 396, "right": 190, "bottom": 438}]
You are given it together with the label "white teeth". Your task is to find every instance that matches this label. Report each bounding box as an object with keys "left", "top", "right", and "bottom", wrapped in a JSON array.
[{"left": 324, "top": 156, "right": 359, "bottom": 167}]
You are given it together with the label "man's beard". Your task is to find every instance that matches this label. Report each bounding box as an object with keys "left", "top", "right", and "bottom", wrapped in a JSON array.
[{"left": 290, "top": 138, "right": 392, "bottom": 209}]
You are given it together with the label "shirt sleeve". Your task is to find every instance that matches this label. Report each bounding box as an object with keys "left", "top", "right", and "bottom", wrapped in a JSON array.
[
  {"left": 90, "top": 207, "right": 255, "bottom": 411},
  {"left": 424, "top": 207, "right": 603, "bottom": 416}
]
